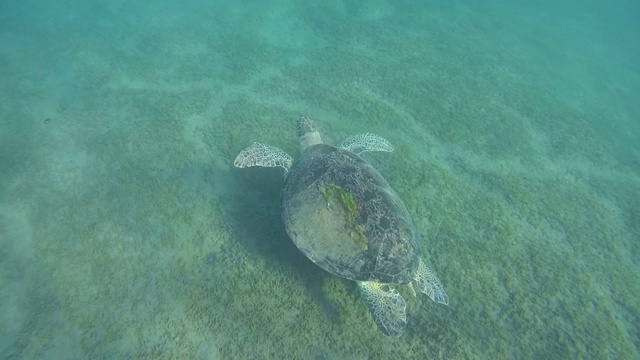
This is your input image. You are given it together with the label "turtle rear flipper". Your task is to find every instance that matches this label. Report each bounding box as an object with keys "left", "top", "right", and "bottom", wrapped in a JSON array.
[
  {"left": 234, "top": 142, "right": 293, "bottom": 172},
  {"left": 414, "top": 259, "right": 449, "bottom": 305},
  {"left": 338, "top": 133, "right": 394, "bottom": 154},
  {"left": 358, "top": 281, "right": 407, "bottom": 337}
]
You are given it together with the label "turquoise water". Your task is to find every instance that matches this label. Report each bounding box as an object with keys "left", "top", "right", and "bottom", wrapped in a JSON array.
[{"left": 1, "top": 0, "right": 638, "bottom": 358}]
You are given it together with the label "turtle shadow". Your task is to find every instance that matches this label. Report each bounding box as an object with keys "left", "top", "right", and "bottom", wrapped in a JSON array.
[
  {"left": 227, "top": 167, "right": 342, "bottom": 325},
  {"left": 226, "top": 166, "right": 295, "bottom": 260}
]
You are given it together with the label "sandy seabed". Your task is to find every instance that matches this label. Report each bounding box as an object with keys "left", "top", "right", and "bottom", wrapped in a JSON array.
[{"left": 1, "top": 1, "right": 638, "bottom": 359}]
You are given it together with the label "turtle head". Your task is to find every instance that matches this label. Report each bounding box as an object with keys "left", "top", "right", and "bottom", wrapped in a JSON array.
[{"left": 297, "top": 116, "right": 323, "bottom": 150}]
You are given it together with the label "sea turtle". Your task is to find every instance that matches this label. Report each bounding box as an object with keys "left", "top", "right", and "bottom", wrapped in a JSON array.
[{"left": 234, "top": 116, "right": 448, "bottom": 336}]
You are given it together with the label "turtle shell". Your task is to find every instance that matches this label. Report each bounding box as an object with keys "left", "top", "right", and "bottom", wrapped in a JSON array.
[{"left": 281, "top": 143, "right": 420, "bottom": 285}]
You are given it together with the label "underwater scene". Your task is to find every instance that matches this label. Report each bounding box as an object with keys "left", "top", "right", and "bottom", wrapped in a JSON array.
[{"left": 1, "top": 0, "right": 638, "bottom": 359}]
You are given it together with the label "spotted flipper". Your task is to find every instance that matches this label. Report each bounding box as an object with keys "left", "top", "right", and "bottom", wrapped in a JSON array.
[
  {"left": 338, "top": 133, "right": 394, "bottom": 155},
  {"left": 414, "top": 259, "right": 449, "bottom": 305},
  {"left": 234, "top": 142, "right": 293, "bottom": 172},
  {"left": 358, "top": 281, "right": 407, "bottom": 337}
]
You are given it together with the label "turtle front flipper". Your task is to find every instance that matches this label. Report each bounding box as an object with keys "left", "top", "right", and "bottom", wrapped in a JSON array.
[
  {"left": 414, "top": 259, "right": 449, "bottom": 305},
  {"left": 234, "top": 142, "right": 293, "bottom": 172},
  {"left": 357, "top": 281, "right": 407, "bottom": 337},
  {"left": 338, "top": 133, "right": 394, "bottom": 155}
]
